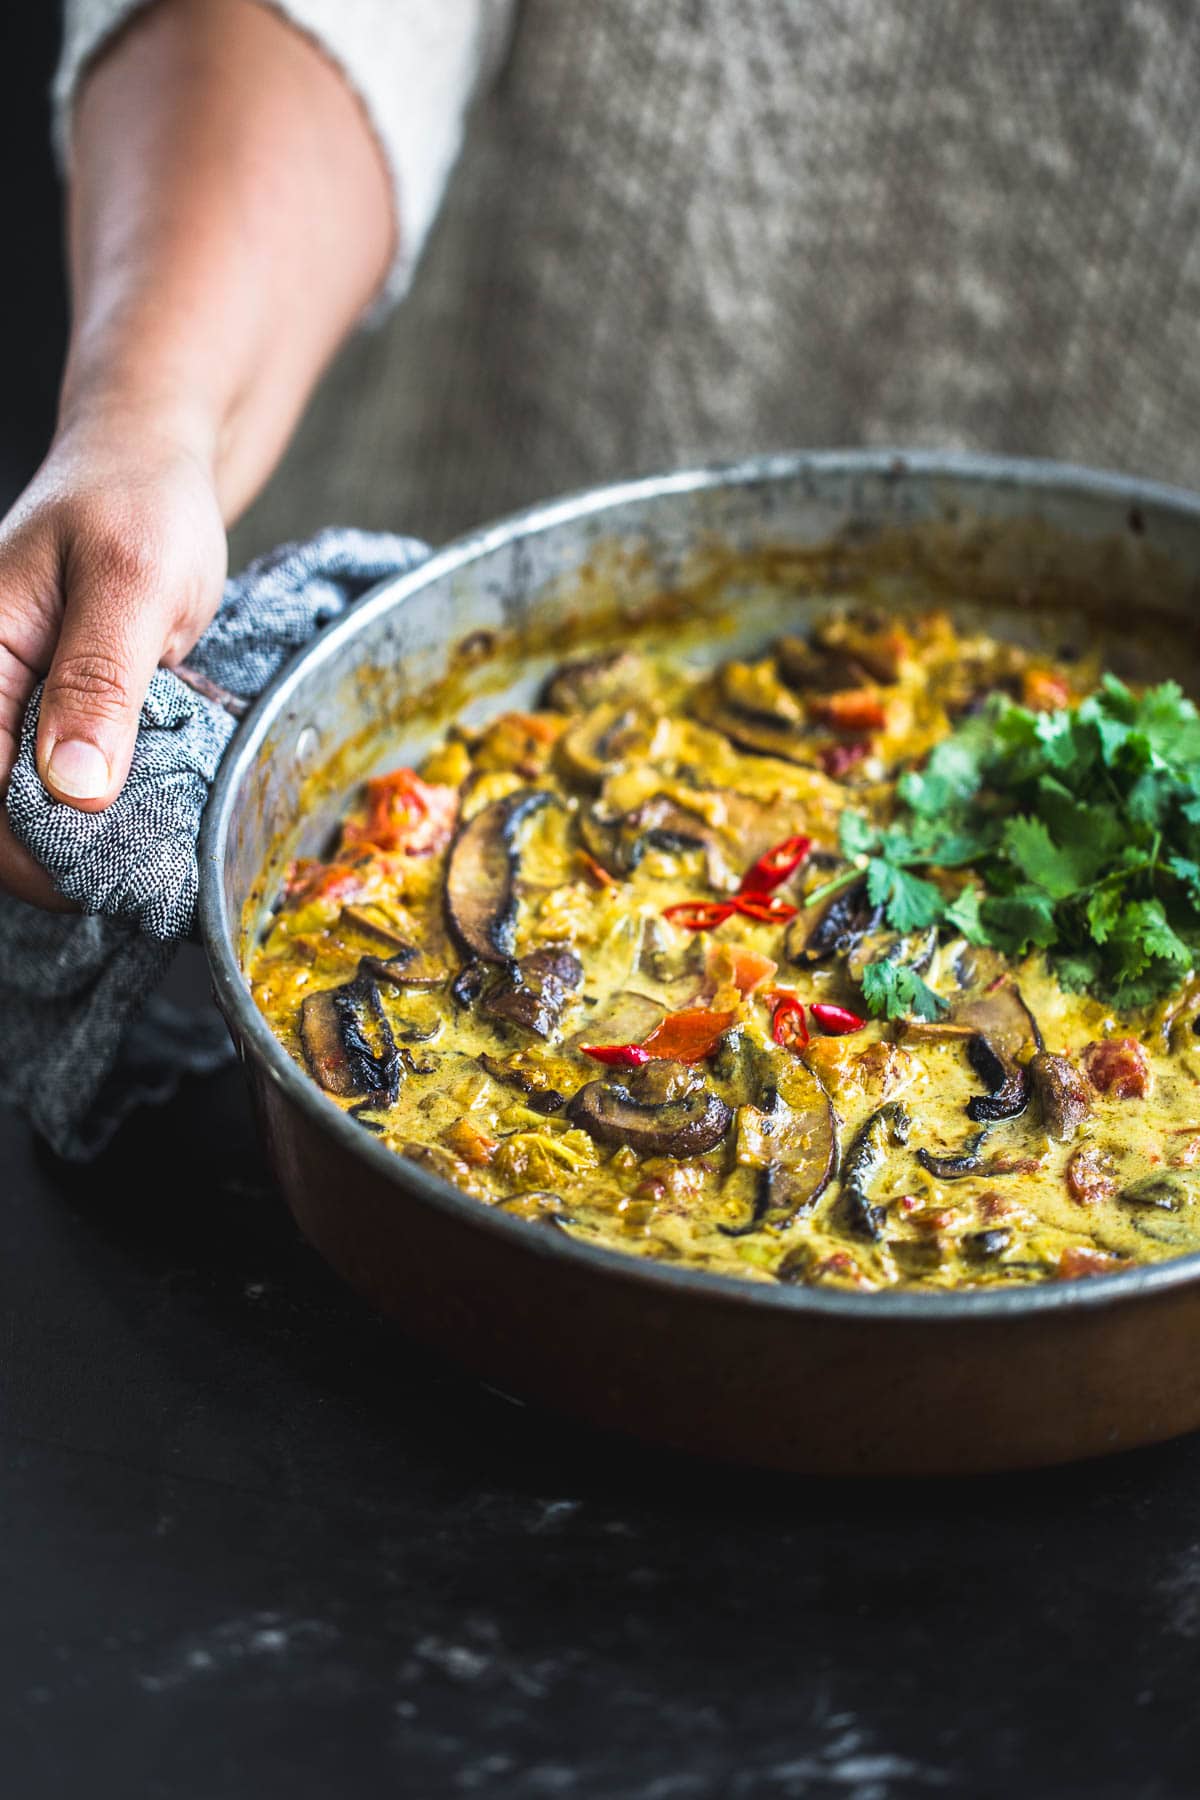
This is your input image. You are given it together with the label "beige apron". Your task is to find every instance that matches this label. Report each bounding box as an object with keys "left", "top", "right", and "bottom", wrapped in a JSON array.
[{"left": 232, "top": 0, "right": 1200, "bottom": 561}]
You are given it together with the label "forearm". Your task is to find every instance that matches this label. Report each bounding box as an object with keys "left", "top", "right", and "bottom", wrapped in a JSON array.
[{"left": 59, "top": 0, "right": 396, "bottom": 519}]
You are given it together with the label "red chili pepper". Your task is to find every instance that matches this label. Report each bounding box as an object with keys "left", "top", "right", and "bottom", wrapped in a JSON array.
[
  {"left": 578, "top": 1043, "right": 653, "bottom": 1067},
  {"left": 731, "top": 893, "right": 799, "bottom": 924},
  {"left": 738, "top": 834, "right": 812, "bottom": 895},
  {"left": 809, "top": 1002, "right": 866, "bottom": 1036},
  {"left": 662, "top": 900, "right": 737, "bottom": 931},
  {"left": 769, "top": 993, "right": 809, "bottom": 1051}
]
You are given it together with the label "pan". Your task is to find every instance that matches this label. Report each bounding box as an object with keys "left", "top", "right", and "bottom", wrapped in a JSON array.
[{"left": 199, "top": 450, "right": 1200, "bottom": 1474}]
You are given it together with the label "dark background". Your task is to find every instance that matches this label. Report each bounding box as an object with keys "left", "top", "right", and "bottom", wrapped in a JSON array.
[{"left": 5, "top": 10, "right": 1200, "bottom": 1800}]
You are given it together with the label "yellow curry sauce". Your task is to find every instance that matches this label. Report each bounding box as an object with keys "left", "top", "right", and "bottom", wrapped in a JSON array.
[{"left": 249, "top": 607, "right": 1200, "bottom": 1291}]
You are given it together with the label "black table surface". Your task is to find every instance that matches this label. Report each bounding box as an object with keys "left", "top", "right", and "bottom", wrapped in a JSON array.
[{"left": 5, "top": 1050, "right": 1200, "bottom": 1800}]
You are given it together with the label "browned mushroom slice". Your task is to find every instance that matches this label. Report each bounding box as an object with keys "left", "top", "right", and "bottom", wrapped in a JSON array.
[
  {"left": 775, "top": 636, "right": 869, "bottom": 693},
  {"left": 478, "top": 1050, "right": 569, "bottom": 1113},
  {"left": 556, "top": 701, "right": 657, "bottom": 789},
  {"left": 445, "top": 788, "right": 561, "bottom": 963},
  {"left": 787, "top": 875, "right": 882, "bottom": 967},
  {"left": 1027, "top": 1052, "right": 1090, "bottom": 1143},
  {"left": 481, "top": 948, "right": 584, "bottom": 1039},
  {"left": 900, "top": 979, "right": 1043, "bottom": 1059},
  {"left": 811, "top": 614, "right": 907, "bottom": 684},
  {"left": 539, "top": 648, "right": 646, "bottom": 713},
  {"left": 567, "top": 1060, "right": 732, "bottom": 1158},
  {"left": 299, "top": 974, "right": 401, "bottom": 1103},
  {"left": 580, "top": 793, "right": 737, "bottom": 888},
  {"left": 839, "top": 1102, "right": 911, "bottom": 1241},
  {"left": 566, "top": 988, "right": 667, "bottom": 1050},
  {"left": 720, "top": 1057, "right": 838, "bottom": 1236},
  {"left": 340, "top": 904, "right": 450, "bottom": 986},
  {"left": 692, "top": 658, "right": 812, "bottom": 762}
]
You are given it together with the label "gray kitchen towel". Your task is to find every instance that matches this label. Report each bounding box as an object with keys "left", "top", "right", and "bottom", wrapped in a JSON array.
[{"left": 0, "top": 527, "right": 430, "bottom": 1160}]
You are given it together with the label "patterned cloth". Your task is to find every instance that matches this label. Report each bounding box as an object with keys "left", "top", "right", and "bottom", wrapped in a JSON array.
[{"left": 0, "top": 529, "right": 429, "bottom": 1159}]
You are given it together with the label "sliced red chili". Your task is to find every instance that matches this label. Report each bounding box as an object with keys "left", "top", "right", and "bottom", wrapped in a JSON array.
[
  {"left": 662, "top": 900, "right": 737, "bottom": 931},
  {"left": 738, "top": 834, "right": 812, "bottom": 895},
  {"left": 578, "top": 1043, "right": 652, "bottom": 1067},
  {"left": 731, "top": 894, "right": 799, "bottom": 924},
  {"left": 808, "top": 1002, "right": 866, "bottom": 1036},
  {"left": 770, "top": 994, "right": 809, "bottom": 1051}
]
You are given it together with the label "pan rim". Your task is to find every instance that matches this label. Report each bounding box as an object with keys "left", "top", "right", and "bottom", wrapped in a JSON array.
[{"left": 199, "top": 447, "right": 1200, "bottom": 1325}]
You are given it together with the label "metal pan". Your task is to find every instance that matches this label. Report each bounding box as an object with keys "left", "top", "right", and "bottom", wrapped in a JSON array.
[{"left": 199, "top": 451, "right": 1200, "bottom": 1475}]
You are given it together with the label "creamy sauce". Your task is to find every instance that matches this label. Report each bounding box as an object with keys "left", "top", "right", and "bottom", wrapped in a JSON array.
[{"left": 249, "top": 606, "right": 1200, "bottom": 1291}]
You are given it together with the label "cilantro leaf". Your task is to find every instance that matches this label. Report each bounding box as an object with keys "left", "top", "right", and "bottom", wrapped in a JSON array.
[
  {"left": 865, "top": 859, "right": 945, "bottom": 932},
  {"left": 860, "top": 958, "right": 949, "bottom": 1022}
]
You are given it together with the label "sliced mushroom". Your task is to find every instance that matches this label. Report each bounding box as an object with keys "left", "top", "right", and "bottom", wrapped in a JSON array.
[
  {"left": 579, "top": 793, "right": 738, "bottom": 889},
  {"left": 450, "top": 962, "right": 487, "bottom": 1008},
  {"left": 719, "top": 1057, "right": 838, "bottom": 1236},
  {"left": 1027, "top": 1052, "right": 1090, "bottom": 1143},
  {"left": 1119, "top": 1174, "right": 1186, "bottom": 1212},
  {"left": 916, "top": 1132, "right": 988, "bottom": 1180},
  {"left": 299, "top": 974, "right": 401, "bottom": 1103},
  {"left": 477, "top": 1051, "right": 568, "bottom": 1113},
  {"left": 846, "top": 925, "right": 937, "bottom": 987},
  {"left": 692, "top": 659, "right": 811, "bottom": 762},
  {"left": 899, "top": 979, "right": 1043, "bottom": 1059},
  {"left": 839, "top": 1102, "right": 910, "bottom": 1241},
  {"left": 966, "top": 1034, "right": 1029, "bottom": 1123},
  {"left": 445, "top": 788, "right": 561, "bottom": 962},
  {"left": 811, "top": 614, "right": 906, "bottom": 684},
  {"left": 566, "top": 988, "right": 667, "bottom": 1050},
  {"left": 775, "top": 635, "right": 869, "bottom": 693},
  {"left": 787, "top": 875, "right": 883, "bottom": 967},
  {"left": 481, "top": 948, "right": 584, "bottom": 1038},
  {"left": 962, "top": 1228, "right": 1014, "bottom": 1263},
  {"left": 539, "top": 648, "right": 645, "bottom": 713},
  {"left": 567, "top": 1059, "right": 732, "bottom": 1158},
  {"left": 556, "top": 700, "right": 657, "bottom": 789},
  {"left": 916, "top": 1131, "right": 1029, "bottom": 1180}
]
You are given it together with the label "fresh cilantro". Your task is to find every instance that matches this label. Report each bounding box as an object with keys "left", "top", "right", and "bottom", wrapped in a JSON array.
[
  {"left": 860, "top": 958, "right": 949, "bottom": 1022},
  {"left": 843, "top": 676, "right": 1200, "bottom": 1014}
]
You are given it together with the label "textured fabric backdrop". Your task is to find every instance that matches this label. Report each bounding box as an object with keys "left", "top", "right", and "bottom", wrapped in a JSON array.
[{"left": 232, "top": 0, "right": 1200, "bottom": 555}]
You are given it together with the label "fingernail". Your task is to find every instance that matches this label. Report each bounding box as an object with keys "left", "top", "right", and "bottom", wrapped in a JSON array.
[{"left": 47, "top": 738, "right": 110, "bottom": 801}]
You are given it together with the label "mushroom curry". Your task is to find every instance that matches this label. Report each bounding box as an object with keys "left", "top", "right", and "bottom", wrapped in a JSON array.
[{"left": 249, "top": 606, "right": 1200, "bottom": 1291}]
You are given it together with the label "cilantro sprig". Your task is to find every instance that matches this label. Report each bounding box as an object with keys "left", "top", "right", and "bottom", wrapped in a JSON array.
[{"left": 843, "top": 675, "right": 1200, "bottom": 1016}]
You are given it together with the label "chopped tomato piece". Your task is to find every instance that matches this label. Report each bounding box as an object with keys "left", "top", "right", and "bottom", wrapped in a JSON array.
[
  {"left": 1065, "top": 1148, "right": 1115, "bottom": 1206},
  {"left": 705, "top": 942, "right": 778, "bottom": 996},
  {"left": 809, "top": 690, "right": 888, "bottom": 733},
  {"left": 1021, "top": 668, "right": 1071, "bottom": 713},
  {"left": 1083, "top": 1037, "right": 1152, "bottom": 1099},
  {"left": 640, "top": 1007, "right": 738, "bottom": 1063},
  {"left": 282, "top": 858, "right": 365, "bottom": 907},
  {"left": 442, "top": 1118, "right": 499, "bottom": 1166},
  {"left": 1057, "top": 1246, "right": 1124, "bottom": 1281},
  {"left": 342, "top": 768, "right": 459, "bottom": 856}
]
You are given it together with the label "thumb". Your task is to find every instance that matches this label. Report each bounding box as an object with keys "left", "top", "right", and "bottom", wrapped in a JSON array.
[{"left": 35, "top": 532, "right": 174, "bottom": 811}]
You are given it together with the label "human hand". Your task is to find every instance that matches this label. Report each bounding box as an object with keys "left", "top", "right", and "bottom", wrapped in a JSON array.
[{"left": 0, "top": 411, "right": 226, "bottom": 906}]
